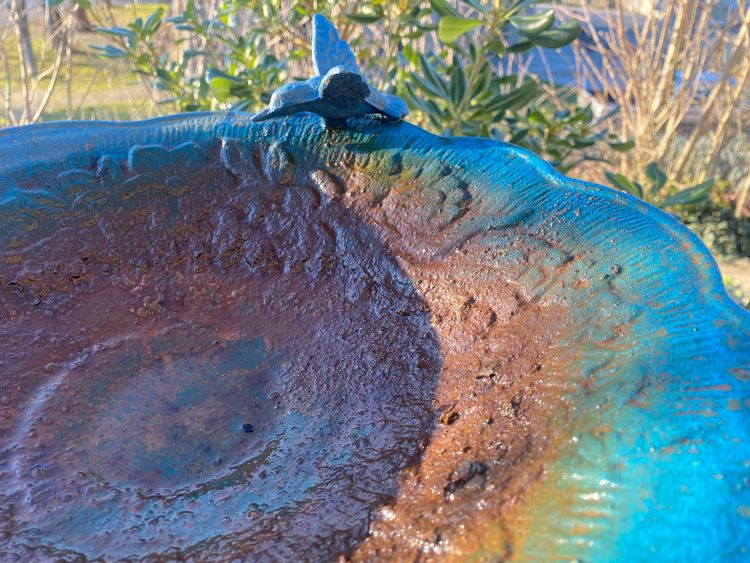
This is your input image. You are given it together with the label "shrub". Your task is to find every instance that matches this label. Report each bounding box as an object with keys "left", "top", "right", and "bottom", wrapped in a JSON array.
[
  {"left": 91, "top": 0, "right": 750, "bottom": 243},
  {"left": 93, "top": 0, "right": 629, "bottom": 172}
]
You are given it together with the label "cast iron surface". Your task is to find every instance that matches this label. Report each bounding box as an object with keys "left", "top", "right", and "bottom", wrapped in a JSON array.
[{"left": 0, "top": 112, "right": 748, "bottom": 561}]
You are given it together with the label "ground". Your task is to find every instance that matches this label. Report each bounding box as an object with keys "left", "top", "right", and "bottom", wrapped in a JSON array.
[{"left": 719, "top": 259, "right": 750, "bottom": 305}]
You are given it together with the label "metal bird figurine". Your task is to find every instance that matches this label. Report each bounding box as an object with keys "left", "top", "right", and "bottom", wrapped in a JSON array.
[{"left": 252, "top": 14, "right": 409, "bottom": 128}]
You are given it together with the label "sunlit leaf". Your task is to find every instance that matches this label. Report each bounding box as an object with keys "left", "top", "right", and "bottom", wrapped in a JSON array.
[
  {"left": 608, "top": 139, "right": 635, "bottom": 152},
  {"left": 509, "top": 128, "right": 529, "bottom": 143},
  {"left": 94, "top": 27, "right": 133, "bottom": 38},
  {"left": 450, "top": 64, "right": 467, "bottom": 107},
  {"left": 91, "top": 44, "right": 129, "bottom": 58},
  {"left": 510, "top": 9, "right": 555, "bottom": 34},
  {"left": 484, "top": 81, "right": 539, "bottom": 114},
  {"left": 207, "top": 68, "right": 242, "bottom": 102},
  {"left": 661, "top": 179, "right": 714, "bottom": 208},
  {"left": 346, "top": 12, "right": 383, "bottom": 24},
  {"left": 429, "top": 0, "right": 461, "bottom": 18},
  {"left": 507, "top": 39, "right": 534, "bottom": 53},
  {"left": 144, "top": 8, "right": 165, "bottom": 32},
  {"left": 606, "top": 171, "right": 643, "bottom": 199},
  {"left": 646, "top": 162, "right": 667, "bottom": 192},
  {"left": 527, "top": 110, "right": 548, "bottom": 126},
  {"left": 401, "top": 44, "right": 419, "bottom": 66},
  {"left": 521, "top": 20, "right": 581, "bottom": 49},
  {"left": 438, "top": 16, "right": 483, "bottom": 43},
  {"left": 418, "top": 54, "right": 450, "bottom": 98}
]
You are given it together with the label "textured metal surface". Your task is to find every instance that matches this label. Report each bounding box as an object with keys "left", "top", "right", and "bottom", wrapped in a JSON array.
[{"left": 0, "top": 112, "right": 748, "bottom": 561}]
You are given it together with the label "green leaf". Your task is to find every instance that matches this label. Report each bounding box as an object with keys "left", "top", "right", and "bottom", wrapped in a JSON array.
[
  {"left": 403, "top": 83, "right": 434, "bottom": 115},
  {"left": 91, "top": 44, "right": 129, "bottom": 58},
  {"left": 506, "top": 0, "right": 536, "bottom": 18},
  {"left": 411, "top": 72, "right": 447, "bottom": 100},
  {"left": 484, "top": 81, "right": 539, "bottom": 114},
  {"left": 94, "top": 26, "right": 133, "bottom": 38},
  {"left": 450, "top": 64, "right": 467, "bottom": 108},
  {"left": 401, "top": 44, "right": 419, "bottom": 66},
  {"left": 144, "top": 7, "right": 165, "bottom": 32},
  {"left": 520, "top": 19, "right": 581, "bottom": 49},
  {"left": 527, "top": 110, "right": 548, "bottom": 126},
  {"left": 510, "top": 9, "right": 555, "bottom": 34},
  {"left": 429, "top": 0, "right": 461, "bottom": 18},
  {"left": 645, "top": 162, "right": 667, "bottom": 192},
  {"left": 608, "top": 139, "right": 635, "bottom": 152},
  {"left": 461, "top": 0, "right": 486, "bottom": 12},
  {"left": 572, "top": 138, "right": 597, "bottom": 148},
  {"left": 570, "top": 105, "right": 594, "bottom": 124},
  {"left": 207, "top": 68, "right": 242, "bottom": 102},
  {"left": 438, "top": 16, "right": 483, "bottom": 43},
  {"left": 509, "top": 128, "right": 529, "bottom": 144},
  {"left": 507, "top": 39, "right": 535, "bottom": 53},
  {"left": 661, "top": 179, "right": 714, "bottom": 208},
  {"left": 606, "top": 171, "right": 643, "bottom": 199},
  {"left": 486, "top": 39, "right": 506, "bottom": 55},
  {"left": 209, "top": 76, "right": 237, "bottom": 102},
  {"left": 46, "top": 0, "right": 64, "bottom": 7},
  {"left": 418, "top": 54, "right": 450, "bottom": 98},
  {"left": 346, "top": 12, "right": 383, "bottom": 24}
]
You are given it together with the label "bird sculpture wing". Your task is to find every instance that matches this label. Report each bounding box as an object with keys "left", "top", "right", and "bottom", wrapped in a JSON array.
[
  {"left": 252, "top": 80, "right": 320, "bottom": 122},
  {"left": 312, "top": 14, "right": 359, "bottom": 75},
  {"left": 365, "top": 90, "right": 410, "bottom": 120}
]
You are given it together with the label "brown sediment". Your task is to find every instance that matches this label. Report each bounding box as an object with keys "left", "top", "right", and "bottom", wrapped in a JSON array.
[
  {"left": 345, "top": 205, "right": 576, "bottom": 561},
  {"left": 0, "top": 142, "right": 575, "bottom": 561}
]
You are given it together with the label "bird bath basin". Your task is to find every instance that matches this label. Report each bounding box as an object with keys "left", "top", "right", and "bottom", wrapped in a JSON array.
[
  {"left": 0, "top": 113, "right": 748, "bottom": 561},
  {"left": 1, "top": 16, "right": 749, "bottom": 563}
]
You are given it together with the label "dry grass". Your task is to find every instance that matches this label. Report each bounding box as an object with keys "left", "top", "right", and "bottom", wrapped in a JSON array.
[{"left": 568, "top": 0, "right": 750, "bottom": 192}]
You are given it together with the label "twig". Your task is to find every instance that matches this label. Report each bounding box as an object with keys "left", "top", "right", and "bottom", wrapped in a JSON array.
[
  {"left": 9, "top": 0, "right": 32, "bottom": 122},
  {"left": 71, "top": 66, "right": 102, "bottom": 119},
  {"left": 31, "top": 36, "right": 65, "bottom": 122}
]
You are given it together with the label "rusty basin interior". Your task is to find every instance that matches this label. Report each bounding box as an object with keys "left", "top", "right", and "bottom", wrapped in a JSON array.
[{"left": 0, "top": 113, "right": 749, "bottom": 561}]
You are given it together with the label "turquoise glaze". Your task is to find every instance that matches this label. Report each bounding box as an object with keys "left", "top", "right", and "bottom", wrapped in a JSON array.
[{"left": 0, "top": 113, "right": 748, "bottom": 560}]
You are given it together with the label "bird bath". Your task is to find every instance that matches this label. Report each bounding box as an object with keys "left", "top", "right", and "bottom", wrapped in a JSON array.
[{"left": 0, "top": 17, "right": 749, "bottom": 563}]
